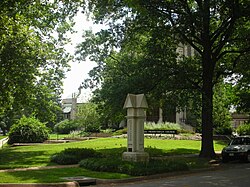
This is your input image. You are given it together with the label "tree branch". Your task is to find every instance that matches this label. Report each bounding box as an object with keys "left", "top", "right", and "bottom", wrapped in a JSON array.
[
  {"left": 216, "top": 47, "right": 250, "bottom": 61},
  {"left": 212, "top": 1, "right": 239, "bottom": 60},
  {"left": 211, "top": 17, "right": 231, "bottom": 44}
]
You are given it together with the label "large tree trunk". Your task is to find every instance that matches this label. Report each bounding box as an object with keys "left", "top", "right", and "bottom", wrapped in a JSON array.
[
  {"left": 199, "top": 77, "right": 216, "bottom": 158},
  {"left": 199, "top": 50, "right": 216, "bottom": 159},
  {"left": 199, "top": 1, "right": 216, "bottom": 159}
]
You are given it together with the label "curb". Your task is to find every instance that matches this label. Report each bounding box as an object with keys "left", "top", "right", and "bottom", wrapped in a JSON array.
[{"left": 0, "top": 182, "right": 79, "bottom": 187}]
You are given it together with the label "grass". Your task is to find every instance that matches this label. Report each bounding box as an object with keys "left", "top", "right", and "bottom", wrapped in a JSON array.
[
  {"left": 0, "top": 167, "right": 131, "bottom": 183},
  {"left": 0, "top": 138, "right": 226, "bottom": 169},
  {"left": 0, "top": 137, "right": 227, "bottom": 183},
  {"left": 0, "top": 135, "right": 7, "bottom": 139},
  {"left": 48, "top": 134, "right": 71, "bottom": 140},
  {"left": 0, "top": 157, "right": 210, "bottom": 183}
]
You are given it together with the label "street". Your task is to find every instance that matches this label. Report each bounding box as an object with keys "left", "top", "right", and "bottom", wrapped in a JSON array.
[{"left": 96, "top": 162, "right": 250, "bottom": 187}]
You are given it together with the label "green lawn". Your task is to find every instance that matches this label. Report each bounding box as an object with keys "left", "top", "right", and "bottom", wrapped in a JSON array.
[
  {"left": 0, "top": 167, "right": 131, "bottom": 183},
  {"left": 0, "top": 137, "right": 227, "bottom": 183},
  {"left": 0, "top": 135, "right": 7, "bottom": 139},
  {"left": 48, "top": 134, "right": 71, "bottom": 140},
  {"left": 0, "top": 138, "right": 226, "bottom": 169}
]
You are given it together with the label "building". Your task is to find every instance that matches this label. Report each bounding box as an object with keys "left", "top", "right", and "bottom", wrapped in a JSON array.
[{"left": 62, "top": 97, "right": 77, "bottom": 120}]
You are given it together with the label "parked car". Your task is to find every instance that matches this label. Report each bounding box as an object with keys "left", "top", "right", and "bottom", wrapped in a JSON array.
[{"left": 221, "top": 136, "right": 250, "bottom": 163}]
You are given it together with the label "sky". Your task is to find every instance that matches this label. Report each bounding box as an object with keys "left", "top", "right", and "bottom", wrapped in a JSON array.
[{"left": 62, "top": 11, "right": 102, "bottom": 102}]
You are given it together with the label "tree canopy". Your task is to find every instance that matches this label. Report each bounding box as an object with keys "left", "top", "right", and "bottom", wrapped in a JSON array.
[
  {"left": 77, "top": 0, "right": 250, "bottom": 158},
  {"left": 0, "top": 0, "right": 82, "bottom": 132}
]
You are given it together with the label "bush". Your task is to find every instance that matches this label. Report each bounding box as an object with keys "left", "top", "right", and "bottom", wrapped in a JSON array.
[
  {"left": 79, "top": 158, "right": 189, "bottom": 176},
  {"left": 237, "top": 123, "right": 250, "bottom": 135},
  {"left": 8, "top": 116, "right": 49, "bottom": 144},
  {"left": 54, "top": 120, "right": 79, "bottom": 134},
  {"left": 215, "top": 125, "right": 233, "bottom": 135},
  {"left": 144, "top": 122, "right": 182, "bottom": 131},
  {"left": 85, "top": 123, "right": 100, "bottom": 133},
  {"left": 51, "top": 148, "right": 98, "bottom": 165},
  {"left": 112, "top": 128, "right": 127, "bottom": 136}
]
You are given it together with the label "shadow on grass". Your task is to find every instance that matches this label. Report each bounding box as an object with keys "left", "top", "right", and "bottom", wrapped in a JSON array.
[
  {"left": 215, "top": 140, "right": 230, "bottom": 146},
  {"left": 0, "top": 147, "right": 207, "bottom": 183},
  {"left": 97, "top": 147, "right": 200, "bottom": 157},
  {"left": 165, "top": 148, "right": 200, "bottom": 156},
  {"left": 0, "top": 147, "right": 55, "bottom": 169}
]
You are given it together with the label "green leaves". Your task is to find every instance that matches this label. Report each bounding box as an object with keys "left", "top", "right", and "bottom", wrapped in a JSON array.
[
  {"left": 7, "top": 116, "right": 49, "bottom": 144},
  {"left": 0, "top": 0, "right": 81, "bottom": 129}
]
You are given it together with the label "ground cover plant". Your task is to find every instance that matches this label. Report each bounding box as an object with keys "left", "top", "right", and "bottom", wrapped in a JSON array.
[
  {"left": 144, "top": 122, "right": 182, "bottom": 131},
  {"left": 79, "top": 157, "right": 189, "bottom": 176}
]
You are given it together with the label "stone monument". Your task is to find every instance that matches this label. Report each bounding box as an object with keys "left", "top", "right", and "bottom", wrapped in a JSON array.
[{"left": 122, "top": 94, "right": 149, "bottom": 162}]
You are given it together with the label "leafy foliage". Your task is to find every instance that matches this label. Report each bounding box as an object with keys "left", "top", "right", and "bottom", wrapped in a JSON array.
[
  {"left": 53, "top": 119, "right": 79, "bottom": 134},
  {"left": 79, "top": 157, "right": 189, "bottom": 176},
  {"left": 75, "top": 103, "right": 101, "bottom": 132},
  {"left": 0, "top": 0, "right": 81, "bottom": 133},
  {"left": 80, "top": 0, "right": 250, "bottom": 159},
  {"left": 8, "top": 116, "right": 49, "bottom": 144},
  {"left": 144, "top": 122, "right": 182, "bottom": 131},
  {"left": 213, "top": 83, "right": 233, "bottom": 135},
  {"left": 236, "top": 123, "right": 250, "bottom": 135}
]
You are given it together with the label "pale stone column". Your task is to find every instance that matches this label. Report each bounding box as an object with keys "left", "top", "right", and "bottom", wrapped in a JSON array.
[
  {"left": 122, "top": 94, "right": 149, "bottom": 162},
  {"left": 158, "top": 107, "right": 163, "bottom": 123}
]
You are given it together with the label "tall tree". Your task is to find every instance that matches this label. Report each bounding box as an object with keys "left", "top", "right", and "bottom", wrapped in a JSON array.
[
  {"left": 0, "top": 0, "right": 81, "bottom": 131},
  {"left": 79, "top": 0, "right": 250, "bottom": 158}
]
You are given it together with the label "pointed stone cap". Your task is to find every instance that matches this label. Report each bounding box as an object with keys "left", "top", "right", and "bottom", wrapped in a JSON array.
[{"left": 123, "top": 94, "right": 148, "bottom": 109}]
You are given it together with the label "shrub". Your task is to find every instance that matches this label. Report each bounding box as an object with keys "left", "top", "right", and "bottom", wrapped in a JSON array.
[
  {"left": 112, "top": 128, "right": 127, "bottom": 136},
  {"left": 8, "top": 116, "right": 49, "bottom": 144},
  {"left": 75, "top": 103, "right": 101, "bottom": 133},
  {"left": 144, "top": 122, "right": 182, "bottom": 131},
  {"left": 79, "top": 158, "right": 189, "bottom": 176},
  {"left": 69, "top": 130, "right": 90, "bottom": 138},
  {"left": 237, "top": 123, "right": 250, "bottom": 135},
  {"left": 215, "top": 125, "right": 233, "bottom": 135},
  {"left": 85, "top": 123, "right": 100, "bottom": 133},
  {"left": 54, "top": 120, "right": 79, "bottom": 134},
  {"left": 51, "top": 148, "right": 98, "bottom": 165}
]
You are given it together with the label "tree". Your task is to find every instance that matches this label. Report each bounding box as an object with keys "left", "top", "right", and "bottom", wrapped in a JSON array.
[
  {"left": 0, "top": 0, "right": 81, "bottom": 131},
  {"left": 78, "top": 0, "right": 250, "bottom": 158},
  {"left": 75, "top": 103, "right": 101, "bottom": 132},
  {"left": 77, "top": 27, "right": 182, "bottom": 126}
]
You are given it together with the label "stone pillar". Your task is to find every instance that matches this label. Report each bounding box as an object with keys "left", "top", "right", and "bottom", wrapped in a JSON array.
[
  {"left": 158, "top": 108, "right": 163, "bottom": 123},
  {"left": 122, "top": 94, "right": 149, "bottom": 162}
]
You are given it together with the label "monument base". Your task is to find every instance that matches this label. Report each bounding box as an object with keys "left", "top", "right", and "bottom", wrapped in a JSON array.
[{"left": 122, "top": 152, "right": 149, "bottom": 162}]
